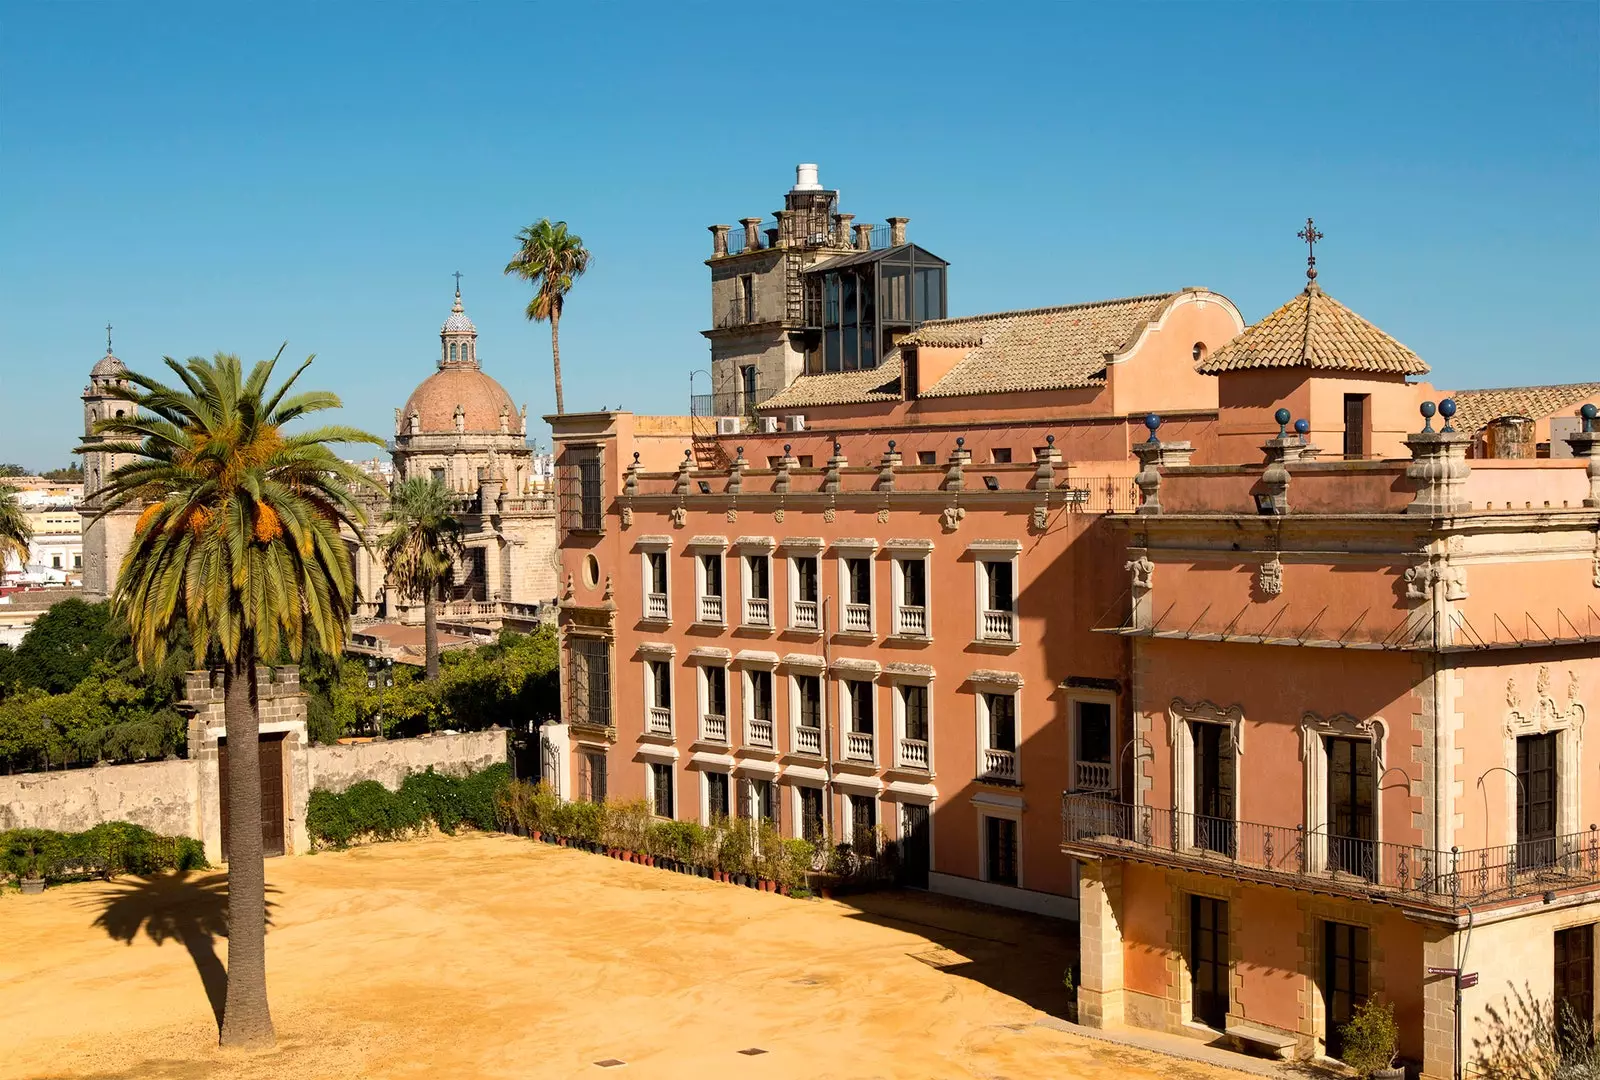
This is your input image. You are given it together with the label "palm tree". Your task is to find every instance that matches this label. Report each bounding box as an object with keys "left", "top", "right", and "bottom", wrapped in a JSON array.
[
  {"left": 82, "top": 349, "right": 382, "bottom": 1047},
  {"left": 504, "top": 218, "right": 590, "bottom": 414},
  {"left": 0, "top": 482, "right": 31, "bottom": 576},
  {"left": 380, "top": 476, "right": 463, "bottom": 681}
]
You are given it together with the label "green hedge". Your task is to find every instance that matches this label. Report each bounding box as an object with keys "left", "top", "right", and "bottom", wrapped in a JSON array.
[
  {"left": 1, "top": 822, "right": 208, "bottom": 884},
  {"left": 306, "top": 763, "right": 510, "bottom": 849}
]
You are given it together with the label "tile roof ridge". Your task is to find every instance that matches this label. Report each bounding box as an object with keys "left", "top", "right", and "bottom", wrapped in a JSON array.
[
  {"left": 1455, "top": 380, "right": 1600, "bottom": 394},
  {"left": 913, "top": 292, "right": 1178, "bottom": 329},
  {"left": 1299, "top": 285, "right": 1318, "bottom": 364}
]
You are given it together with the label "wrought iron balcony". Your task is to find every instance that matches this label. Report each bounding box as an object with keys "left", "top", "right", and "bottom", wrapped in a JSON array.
[{"left": 1060, "top": 792, "right": 1600, "bottom": 910}]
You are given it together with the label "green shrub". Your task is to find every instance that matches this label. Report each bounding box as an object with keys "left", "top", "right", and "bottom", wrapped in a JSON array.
[
  {"left": 603, "top": 799, "right": 650, "bottom": 851},
  {"left": 1339, "top": 997, "right": 1398, "bottom": 1077},
  {"left": 0, "top": 822, "right": 208, "bottom": 883},
  {"left": 645, "top": 819, "right": 701, "bottom": 861},
  {"left": 306, "top": 763, "right": 515, "bottom": 850}
]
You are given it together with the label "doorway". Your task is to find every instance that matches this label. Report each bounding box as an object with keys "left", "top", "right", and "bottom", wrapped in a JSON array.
[
  {"left": 218, "top": 732, "right": 287, "bottom": 860},
  {"left": 1555, "top": 925, "right": 1595, "bottom": 1042},
  {"left": 1190, "top": 895, "right": 1230, "bottom": 1030},
  {"left": 899, "top": 803, "right": 930, "bottom": 889},
  {"left": 1193, "top": 723, "right": 1235, "bottom": 856},
  {"left": 1327, "top": 737, "right": 1375, "bottom": 879},
  {"left": 1324, "top": 921, "right": 1370, "bottom": 1058}
]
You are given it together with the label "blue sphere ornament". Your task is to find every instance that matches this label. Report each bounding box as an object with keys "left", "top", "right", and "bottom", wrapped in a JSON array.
[
  {"left": 1439, "top": 398, "right": 1457, "bottom": 419},
  {"left": 833, "top": 441, "right": 841, "bottom": 454},
  {"left": 1144, "top": 413, "right": 1161, "bottom": 432},
  {"left": 956, "top": 436, "right": 965, "bottom": 447},
  {"left": 783, "top": 443, "right": 792, "bottom": 454},
  {"left": 1274, "top": 408, "right": 1292, "bottom": 426},
  {"left": 1584, "top": 404, "right": 1599, "bottom": 421},
  {"left": 736, "top": 445, "right": 744, "bottom": 456},
  {"left": 1293, "top": 418, "right": 1310, "bottom": 436},
  {"left": 632, "top": 451, "right": 640, "bottom": 463},
  {"left": 1421, "top": 401, "right": 1437, "bottom": 418},
  {"left": 1046, "top": 433, "right": 1056, "bottom": 445},
  {"left": 888, "top": 439, "right": 896, "bottom": 450}
]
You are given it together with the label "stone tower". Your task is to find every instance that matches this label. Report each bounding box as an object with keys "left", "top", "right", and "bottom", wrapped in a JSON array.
[{"left": 79, "top": 336, "right": 141, "bottom": 602}]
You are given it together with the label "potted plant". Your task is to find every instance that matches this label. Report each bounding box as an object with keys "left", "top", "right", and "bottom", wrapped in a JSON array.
[{"left": 1340, "top": 998, "right": 1402, "bottom": 1080}]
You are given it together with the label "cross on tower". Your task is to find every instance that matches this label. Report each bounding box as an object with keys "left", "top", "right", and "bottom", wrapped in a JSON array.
[
  {"left": 1297, "top": 218, "right": 1324, "bottom": 284},
  {"left": 452, "top": 270, "right": 463, "bottom": 294},
  {"left": 105, "top": 322, "right": 113, "bottom": 353}
]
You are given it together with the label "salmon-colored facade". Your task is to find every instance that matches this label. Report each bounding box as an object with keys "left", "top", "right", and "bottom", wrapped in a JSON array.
[{"left": 549, "top": 174, "right": 1600, "bottom": 1076}]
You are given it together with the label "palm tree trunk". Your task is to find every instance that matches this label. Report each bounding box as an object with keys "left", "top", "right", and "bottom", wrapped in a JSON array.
[
  {"left": 549, "top": 308, "right": 565, "bottom": 415},
  {"left": 423, "top": 584, "right": 440, "bottom": 682},
  {"left": 218, "top": 648, "right": 275, "bottom": 1047}
]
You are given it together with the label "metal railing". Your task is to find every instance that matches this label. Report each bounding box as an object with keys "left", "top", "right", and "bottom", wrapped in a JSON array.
[
  {"left": 982, "top": 609, "right": 1016, "bottom": 642},
  {"left": 897, "top": 605, "right": 927, "bottom": 637},
  {"left": 744, "top": 596, "right": 771, "bottom": 626},
  {"left": 792, "top": 601, "right": 819, "bottom": 631},
  {"left": 1075, "top": 760, "right": 1114, "bottom": 792},
  {"left": 698, "top": 594, "right": 724, "bottom": 624},
  {"left": 715, "top": 297, "right": 761, "bottom": 329},
  {"left": 646, "top": 706, "right": 673, "bottom": 736},
  {"left": 1063, "top": 476, "right": 1143, "bottom": 514},
  {"left": 746, "top": 717, "right": 775, "bottom": 749},
  {"left": 1060, "top": 793, "right": 1600, "bottom": 909},
  {"left": 844, "top": 731, "right": 875, "bottom": 763},
  {"left": 982, "top": 748, "right": 1018, "bottom": 782},
  {"left": 793, "top": 725, "right": 823, "bottom": 756},
  {"left": 701, "top": 713, "right": 728, "bottom": 743},
  {"left": 645, "top": 593, "right": 668, "bottom": 620},
  {"left": 898, "top": 738, "right": 929, "bottom": 770},
  {"left": 725, "top": 220, "right": 778, "bottom": 256},
  {"left": 689, "top": 386, "right": 779, "bottom": 419},
  {"left": 843, "top": 603, "right": 872, "bottom": 633}
]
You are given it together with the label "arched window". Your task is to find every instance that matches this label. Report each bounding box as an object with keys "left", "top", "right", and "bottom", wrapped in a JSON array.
[
  {"left": 450, "top": 343, "right": 458, "bottom": 362},
  {"left": 115, "top": 409, "right": 125, "bottom": 419}
]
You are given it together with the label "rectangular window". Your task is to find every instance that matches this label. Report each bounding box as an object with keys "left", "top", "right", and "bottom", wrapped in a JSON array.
[
  {"left": 706, "top": 771, "right": 731, "bottom": 822},
  {"left": 1343, "top": 394, "right": 1370, "bottom": 459},
  {"left": 917, "top": 450, "right": 937, "bottom": 465},
  {"left": 984, "top": 815, "right": 1018, "bottom": 886},
  {"left": 1193, "top": 723, "right": 1236, "bottom": 857},
  {"left": 902, "top": 685, "right": 928, "bottom": 742},
  {"left": 1327, "top": 737, "right": 1376, "bottom": 879},
  {"left": 985, "top": 560, "right": 1015, "bottom": 612},
  {"left": 698, "top": 552, "right": 724, "bottom": 624},
  {"left": 648, "top": 660, "right": 671, "bottom": 709},
  {"left": 703, "top": 666, "right": 728, "bottom": 736},
  {"left": 739, "top": 274, "right": 755, "bottom": 322},
  {"left": 744, "top": 553, "right": 771, "bottom": 627},
  {"left": 644, "top": 551, "right": 668, "bottom": 620},
  {"left": 51, "top": 555, "right": 61, "bottom": 569},
  {"left": 747, "top": 669, "right": 774, "bottom": 747},
  {"left": 746, "top": 554, "right": 769, "bottom": 599},
  {"left": 791, "top": 555, "right": 820, "bottom": 630},
  {"left": 800, "top": 785, "right": 824, "bottom": 842},
  {"left": 650, "top": 762, "right": 674, "bottom": 818},
  {"left": 1074, "top": 700, "right": 1113, "bottom": 791},
  {"left": 842, "top": 556, "right": 872, "bottom": 634},
  {"left": 849, "top": 793, "right": 877, "bottom": 852},
  {"left": 578, "top": 751, "right": 608, "bottom": 804},
  {"left": 1324, "top": 921, "right": 1369, "bottom": 1057},
  {"left": 848, "top": 681, "right": 874, "bottom": 734},
  {"left": 1191, "top": 896, "right": 1231, "bottom": 1031},
  {"left": 1555, "top": 925, "right": 1595, "bottom": 1044},
  {"left": 797, "top": 674, "right": 822, "bottom": 729},
  {"left": 1518, "top": 732, "right": 1558, "bottom": 867},
  {"left": 990, "top": 447, "right": 1012, "bottom": 464},
  {"left": 748, "top": 778, "right": 778, "bottom": 824},
  {"left": 562, "top": 445, "right": 603, "bottom": 532},
  {"left": 985, "top": 693, "right": 1016, "bottom": 752},
  {"left": 900, "top": 559, "right": 926, "bottom": 607},
  {"left": 430, "top": 466, "right": 445, "bottom": 484},
  {"left": 569, "top": 638, "right": 611, "bottom": 728}
]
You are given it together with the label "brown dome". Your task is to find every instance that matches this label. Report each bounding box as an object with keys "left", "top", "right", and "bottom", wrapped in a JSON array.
[{"left": 401, "top": 367, "right": 517, "bottom": 434}]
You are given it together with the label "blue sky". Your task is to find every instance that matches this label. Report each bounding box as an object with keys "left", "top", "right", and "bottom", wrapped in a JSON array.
[{"left": 2, "top": 2, "right": 1596, "bottom": 468}]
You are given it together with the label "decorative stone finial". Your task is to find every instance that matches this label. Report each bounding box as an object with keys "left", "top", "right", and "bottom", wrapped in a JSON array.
[
  {"left": 1420, "top": 400, "right": 1437, "bottom": 434},
  {"left": 1439, "top": 397, "right": 1458, "bottom": 434},
  {"left": 1275, "top": 408, "right": 1291, "bottom": 438},
  {"left": 1293, "top": 418, "right": 1310, "bottom": 439},
  {"left": 1144, "top": 413, "right": 1161, "bottom": 444}
]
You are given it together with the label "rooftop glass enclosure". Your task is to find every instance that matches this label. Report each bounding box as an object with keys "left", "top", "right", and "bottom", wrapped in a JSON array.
[{"left": 804, "top": 244, "right": 947, "bottom": 373}]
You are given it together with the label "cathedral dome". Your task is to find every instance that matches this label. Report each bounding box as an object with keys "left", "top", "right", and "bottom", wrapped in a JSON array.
[
  {"left": 91, "top": 351, "right": 127, "bottom": 379},
  {"left": 401, "top": 367, "right": 518, "bottom": 434}
]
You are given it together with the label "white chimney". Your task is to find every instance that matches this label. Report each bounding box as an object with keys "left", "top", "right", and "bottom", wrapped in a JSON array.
[{"left": 793, "top": 163, "right": 822, "bottom": 192}]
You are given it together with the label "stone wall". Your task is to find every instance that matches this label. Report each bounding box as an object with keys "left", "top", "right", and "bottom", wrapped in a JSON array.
[
  {"left": 0, "top": 758, "right": 197, "bottom": 835},
  {"left": 305, "top": 728, "right": 507, "bottom": 796}
]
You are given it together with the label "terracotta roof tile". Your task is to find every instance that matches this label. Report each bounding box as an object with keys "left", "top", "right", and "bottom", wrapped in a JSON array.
[
  {"left": 1198, "top": 285, "right": 1428, "bottom": 376},
  {"left": 1447, "top": 382, "right": 1600, "bottom": 434},
  {"left": 757, "top": 350, "right": 904, "bottom": 411}
]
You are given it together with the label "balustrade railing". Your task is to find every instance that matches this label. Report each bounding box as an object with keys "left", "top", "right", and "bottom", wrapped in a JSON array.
[
  {"left": 897, "top": 738, "right": 929, "bottom": 770},
  {"left": 843, "top": 602, "right": 872, "bottom": 633},
  {"left": 745, "top": 596, "right": 771, "bottom": 626},
  {"left": 792, "top": 600, "right": 819, "bottom": 631},
  {"left": 746, "top": 717, "right": 775, "bottom": 749},
  {"left": 699, "top": 594, "right": 724, "bottom": 624},
  {"left": 982, "top": 748, "right": 1017, "bottom": 782},
  {"left": 982, "top": 609, "right": 1015, "bottom": 642},
  {"left": 646, "top": 706, "right": 673, "bottom": 736},
  {"left": 1060, "top": 792, "right": 1600, "bottom": 909},
  {"left": 645, "top": 592, "right": 668, "bottom": 620},
  {"left": 1074, "top": 760, "right": 1114, "bottom": 792},
  {"left": 844, "top": 731, "right": 875, "bottom": 762},
  {"left": 701, "top": 713, "right": 728, "bottom": 743},
  {"left": 794, "top": 725, "right": 823, "bottom": 756},
  {"left": 897, "top": 605, "right": 927, "bottom": 636}
]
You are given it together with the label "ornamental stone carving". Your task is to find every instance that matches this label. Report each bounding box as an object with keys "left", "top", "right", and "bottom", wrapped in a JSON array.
[
  {"left": 823, "top": 507, "right": 836, "bottom": 524},
  {"left": 620, "top": 506, "right": 633, "bottom": 528},
  {"left": 1258, "top": 557, "right": 1284, "bottom": 597},
  {"left": 773, "top": 508, "right": 785, "bottom": 523},
  {"left": 1126, "top": 554, "right": 1154, "bottom": 591},
  {"left": 877, "top": 508, "right": 890, "bottom": 524},
  {"left": 726, "top": 508, "right": 738, "bottom": 523},
  {"left": 669, "top": 506, "right": 687, "bottom": 528},
  {"left": 1505, "top": 666, "right": 1585, "bottom": 738},
  {"left": 941, "top": 505, "right": 966, "bottom": 531},
  {"left": 1031, "top": 505, "right": 1049, "bottom": 532}
]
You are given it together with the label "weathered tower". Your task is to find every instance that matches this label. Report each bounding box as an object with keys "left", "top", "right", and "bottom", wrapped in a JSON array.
[{"left": 79, "top": 331, "right": 141, "bottom": 602}]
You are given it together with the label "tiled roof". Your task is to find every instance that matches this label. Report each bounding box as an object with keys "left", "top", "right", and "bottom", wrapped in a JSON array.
[
  {"left": 757, "top": 350, "right": 904, "bottom": 410},
  {"left": 907, "top": 293, "right": 1178, "bottom": 398},
  {"left": 1447, "top": 382, "right": 1600, "bottom": 434},
  {"left": 1197, "top": 285, "right": 1428, "bottom": 376}
]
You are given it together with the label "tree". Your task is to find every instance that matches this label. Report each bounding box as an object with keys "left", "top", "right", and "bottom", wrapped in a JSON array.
[
  {"left": 82, "top": 348, "right": 381, "bottom": 1046},
  {"left": 7, "top": 598, "right": 115, "bottom": 693},
  {"left": 379, "top": 476, "right": 462, "bottom": 681},
  {"left": 41, "top": 464, "right": 84, "bottom": 481},
  {"left": 504, "top": 218, "right": 590, "bottom": 414},
  {"left": 0, "top": 481, "right": 32, "bottom": 570},
  {"left": 0, "top": 463, "right": 26, "bottom": 478}
]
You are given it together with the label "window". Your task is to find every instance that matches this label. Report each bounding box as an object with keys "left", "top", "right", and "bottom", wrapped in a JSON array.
[
  {"left": 894, "top": 556, "right": 928, "bottom": 637},
  {"left": 1192, "top": 896, "right": 1231, "bottom": 1030},
  {"left": 1323, "top": 921, "right": 1369, "bottom": 1057},
  {"left": 1518, "top": 732, "right": 1558, "bottom": 868},
  {"left": 842, "top": 679, "right": 875, "bottom": 763},
  {"left": 1074, "top": 700, "right": 1114, "bottom": 792},
  {"left": 449, "top": 342, "right": 458, "bottom": 362},
  {"left": 1192, "top": 722, "right": 1236, "bottom": 856},
  {"left": 1343, "top": 394, "right": 1371, "bottom": 459},
  {"left": 746, "top": 777, "right": 778, "bottom": 824},
  {"left": 1326, "top": 737, "right": 1375, "bottom": 879},
  {"left": 976, "top": 554, "right": 1019, "bottom": 643},
  {"left": 847, "top": 793, "right": 877, "bottom": 852},
  {"left": 578, "top": 752, "right": 608, "bottom": 804},
  {"left": 979, "top": 691, "right": 1019, "bottom": 783},
  {"left": 1555, "top": 926, "right": 1595, "bottom": 1044},
  {"left": 569, "top": 638, "right": 611, "bottom": 728},
  {"left": 430, "top": 467, "right": 445, "bottom": 484},
  {"left": 790, "top": 555, "right": 820, "bottom": 630},
  {"left": 799, "top": 785, "right": 825, "bottom": 842},
  {"left": 645, "top": 659, "right": 672, "bottom": 735},
  {"left": 793, "top": 673, "right": 823, "bottom": 756},
  {"left": 697, "top": 551, "right": 724, "bottom": 624},
  {"left": 562, "top": 445, "right": 604, "bottom": 532},
  {"left": 649, "top": 762, "right": 674, "bottom": 818},
  {"left": 739, "top": 275, "right": 755, "bottom": 323},
  {"left": 1192, "top": 341, "right": 1208, "bottom": 364},
  {"left": 701, "top": 665, "right": 729, "bottom": 742},
  {"left": 51, "top": 555, "right": 61, "bottom": 569},
  {"left": 72, "top": 554, "right": 81, "bottom": 569},
  {"left": 990, "top": 447, "right": 1012, "bottom": 464},
  {"left": 745, "top": 669, "right": 774, "bottom": 747},
  {"left": 841, "top": 556, "right": 872, "bottom": 633},
  {"left": 643, "top": 550, "right": 669, "bottom": 620},
  {"left": 984, "top": 815, "right": 1018, "bottom": 886},
  {"left": 705, "top": 771, "right": 731, "bottom": 822},
  {"left": 743, "top": 553, "right": 771, "bottom": 626},
  {"left": 917, "top": 450, "right": 937, "bottom": 466},
  {"left": 897, "top": 684, "right": 930, "bottom": 770}
]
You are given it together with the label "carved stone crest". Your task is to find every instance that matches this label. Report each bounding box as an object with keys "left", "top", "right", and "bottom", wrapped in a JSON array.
[
  {"left": 1443, "top": 566, "right": 1468, "bottom": 601},
  {"left": 1031, "top": 505, "right": 1048, "bottom": 532},
  {"left": 1404, "top": 563, "right": 1438, "bottom": 600},
  {"left": 1126, "top": 554, "right": 1154, "bottom": 591},
  {"left": 669, "top": 506, "right": 687, "bottom": 528},
  {"left": 876, "top": 508, "right": 890, "bottom": 524},
  {"left": 823, "top": 507, "right": 836, "bottom": 524},
  {"left": 774, "top": 508, "right": 785, "bottom": 523},
  {"left": 941, "top": 505, "right": 966, "bottom": 531},
  {"left": 726, "top": 508, "right": 738, "bottom": 523},
  {"left": 620, "top": 506, "right": 633, "bottom": 528},
  {"left": 1258, "top": 557, "right": 1284, "bottom": 597}
]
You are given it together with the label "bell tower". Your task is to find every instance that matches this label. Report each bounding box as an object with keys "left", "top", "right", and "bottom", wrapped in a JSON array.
[{"left": 79, "top": 328, "right": 140, "bottom": 602}]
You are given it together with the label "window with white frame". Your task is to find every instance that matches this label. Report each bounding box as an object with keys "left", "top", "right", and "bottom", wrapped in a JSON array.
[
  {"left": 644, "top": 659, "right": 673, "bottom": 736},
  {"left": 696, "top": 551, "right": 725, "bottom": 625},
  {"left": 1071, "top": 696, "right": 1115, "bottom": 793},
  {"left": 798, "top": 784, "right": 825, "bottom": 841},
  {"left": 895, "top": 682, "right": 932, "bottom": 770},
  {"left": 843, "top": 679, "right": 876, "bottom": 762},
  {"left": 744, "top": 668, "right": 776, "bottom": 748},
  {"left": 704, "top": 770, "right": 732, "bottom": 823},
  {"left": 743, "top": 776, "right": 779, "bottom": 824},
  {"left": 892, "top": 553, "right": 930, "bottom": 637},
  {"left": 699, "top": 664, "right": 729, "bottom": 743},
  {"left": 790, "top": 554, "right": 820, "bottom": 630},
  {"left": 648, "top": 761, "right": 675, "bottom": 818},
  {"left": 846, "top": 792, "right": 878, "bottom": 852},
  {"left": 978, "top": 689, "right": 1020, "bottom": 784},
  {"left": 642, "top": 549, "right": 670, "bottom": 621},
  {"left": 840, "top": 555, "right": 874, "bottom": 634},
  {"left": 742, "top": 551, "right": 772, "bottom": 627},
  {"left": 791, "top": 672, "right": 824, "bottom": 756},
  {"left": 972, "top": 546, "right": 1020, "bottom": 644}
]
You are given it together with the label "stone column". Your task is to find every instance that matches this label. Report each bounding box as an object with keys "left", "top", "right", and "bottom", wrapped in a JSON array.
[
  {"left": 1132, "top": 440, "right": 1193, "bottom": 515},
  {"left": 774, "top": 209, "right": 792, "bottom": 248},
  {"left": 740, "top": 217, "right": 763, "bottom": 251},
  {"left": 834, "top": 212, "right": 854, "bottom": 247},
  {"left": 854, "top": 223, "right": 873, "bottom": 251},
  {"left": 1420, "top": 928, "right": 1463, "bottom": 1080},
  {"left": 1255, "top": 435, "right": 1305, "bottom": 516},
  {"left": 1404, "top": 432, "right": 1472, "bottom": 515},
  {"left": 481, "top": 539, "right": 503, "bottom": 603},
  {"left": 887, "top": 216, "right": 909, "bottom": 246},
  {"left": 709, "top": 224, "right": 731, "bottom": 257},
  {"left": 1077, "top": 860, "right": 1126, "bottom": 1028}
]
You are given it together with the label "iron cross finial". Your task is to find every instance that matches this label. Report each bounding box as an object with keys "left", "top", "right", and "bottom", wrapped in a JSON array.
[
  {"left": 1297, "top": 218, "right": 1324, "bottom": 284},
  {"left": 105, "top": 322, "right": 113, "bottom": 354},
  {"left": 452, "top": 270, "right": 463, "bottom": 294}
]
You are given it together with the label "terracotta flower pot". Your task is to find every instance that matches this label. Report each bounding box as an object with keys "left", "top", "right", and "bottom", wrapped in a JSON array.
[{"left": 531, "top": 831, "right": 541, "bottom": 842}]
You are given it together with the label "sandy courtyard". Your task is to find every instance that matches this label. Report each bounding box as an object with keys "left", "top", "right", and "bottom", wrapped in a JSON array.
[{"left": 0, "top": 833, "right": 1246, "bottom": 1080}]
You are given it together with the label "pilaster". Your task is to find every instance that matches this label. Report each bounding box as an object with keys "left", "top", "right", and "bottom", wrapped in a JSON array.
[{"left": 1077, "top": 860, "right": 1127, "bottom": 1028}]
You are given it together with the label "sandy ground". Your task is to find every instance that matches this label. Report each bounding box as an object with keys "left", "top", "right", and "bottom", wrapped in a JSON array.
[{"left": 0, "top": 833, "right": 1247, "bottom": 1080}]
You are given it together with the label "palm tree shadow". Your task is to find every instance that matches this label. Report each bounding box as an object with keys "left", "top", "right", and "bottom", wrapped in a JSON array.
[{"left": 81, "top": 870, "right": 278, "bottom": 1032}]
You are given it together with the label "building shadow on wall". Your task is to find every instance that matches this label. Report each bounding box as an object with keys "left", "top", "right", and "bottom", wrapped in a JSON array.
[
  {"left": 82, "top": 870, "right": 278, "bottom": 1031},
  {"left": 832, "top": 888, "right": 1078, "bottom": 1019}
]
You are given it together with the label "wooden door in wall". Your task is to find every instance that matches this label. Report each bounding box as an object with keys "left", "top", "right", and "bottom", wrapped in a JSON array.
[
  {"left": 1327, "top": 738, "right": 1376, "bottom": 880},
  {"left": 1189, "top": 895, "right": 1230, "bottom": 1030},
  {"left": 1323, "top": 921, "right": 1370, "bottom": 1059},
  {"left": 1555, "top": 925, "right": 1595, "bottom": 1042},
  {"left": 218, "top": 733, "right": 287, "bottom": 860},
  {"left": 899, "top": 803, "right": 930, "bottom": 889},
  {"left": 1518, "top": 732, "right": 1558, "bottom": 869},
  {"left": 1193, "top": 724, "right": 1235, "bottom": 857}
]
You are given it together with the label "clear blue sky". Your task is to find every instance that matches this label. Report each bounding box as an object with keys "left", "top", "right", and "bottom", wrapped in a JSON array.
[{"left": 2, "top": 2, "right": 1596, "bottom": 469}]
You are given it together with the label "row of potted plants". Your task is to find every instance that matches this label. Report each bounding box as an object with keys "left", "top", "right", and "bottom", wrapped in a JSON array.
[{"left": 526, "top": 829, "right": 801, "bottom": 894}]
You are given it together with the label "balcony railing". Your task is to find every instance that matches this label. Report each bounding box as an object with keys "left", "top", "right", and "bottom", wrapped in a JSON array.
[
  {"left": 646, "top": 706, "right": 673, "bottom": 736},
  {"left": 698, "top": 594, "right": 724, "bottom": 624},
  {"left": 982, "top": 747, "right": 1018, "bottom": 783},
  {"left": 1060, "top": 793, "right": 1600, "bottom": 910},
  {"left": 701, "top": 713, "right": 728, "bottom": 743},
  {"left": 715, "top": 297, "right": 761, "bottom": 329},
  {"left": 897, "top": 738, "right": 929, "bottom": 770},
  {"left": 744, "top": 596, "right": 771, "bottom": 627},
  {"left": 793, "top": 725, "right": 823, "bottom": 756},
  {"left": 645, "top": 592, "right": 668, "bottom": 620},
  {"left": 746, "top": 716, "right": 775, "bottom": 749},
  {"left": 982, "top": 609, "right": 1015, "bottom": 642},
  {"left": 792, "top": 600, "right": 819, "bottom": 631},
  {"left": 1075, "top": 760, "right": 1114, "bottom": 792},
  {"left": 896, "top": 605, "right": 927, "bottom": 637},
  {"left": 844, "top": 731, "right": 875, "bottom": 763},
  {"left": 843, "top": 603, "right": 872, "bottom": 633}
]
